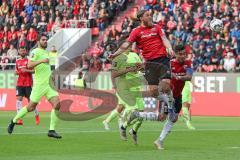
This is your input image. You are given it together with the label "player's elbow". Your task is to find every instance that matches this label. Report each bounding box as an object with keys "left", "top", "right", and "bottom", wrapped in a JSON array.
[
  {"left": 186, "top": 76, "right": 192, "bottom": 81},
  {"left": 27, "top": 62, "right": 34, "bottom": 68},
  {"left": 27, "top": 64, "right": 32, "bottom": 68},
  {"left": 111, "top": 72, "right": 118, "bottom": 79}
]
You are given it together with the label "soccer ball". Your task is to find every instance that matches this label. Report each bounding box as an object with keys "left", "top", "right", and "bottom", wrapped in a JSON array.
[{"left": 210, "top": 19, "right": 223, "bottom": 32}]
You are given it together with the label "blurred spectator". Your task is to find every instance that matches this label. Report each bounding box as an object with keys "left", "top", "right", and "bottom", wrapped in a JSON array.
[
  {"left": 49, "top": 45, "right": 58, "bottom": 70},
  {"left": 0, "top": 1, "right": 9, "bottom": 16},
  {"left": 167, "top": 15, "right": 177, "bottom": 33},
  {"left": 1, "top": 43, "right": 8, "bottom": 55},
  {"left": 7, "top": 44, "right": 18, "bottom": 64},
  {"left": 107, "top": 0, "right": 118, "bottom": 23},
  {"left": 89, "top": 54, "right": 102, "bottom": 72},
  {"left": 37, "top": 15, "right": 48, "bottom": 34},
  {"left": 0, "top": 53, "right": 9, "bottom": 70},
  {"left": 121, "top": 17, "right": 130, "bottom": 31},
  {"left": 52, "top": 17, "right": 62, "bottom": 34},
  {"left": 10, "top": 34, "right": 18, "bottom": 49},
  {"left": 88, "top": 2, "right": 98, "bottom": 28},
  {"left": 27, "top": 27, "right": 38, "bottom": 48},
  {"left": 99, "top": 45, "right": 113, "bottom": 67},
  {"left": 223, "top": 52, "right": 236, "bottom": 72},
  {"left": 153, "top": 9, "right": 161, "bottom": 23},
  {"left": 56, "top": 1, "right": 66, "bottom": 13},
  {"left": 108, "top": 25, "right": 120, "bottom": 42},
  {"left": 91, "top": 42, "right": 104, "bottom": 56},
  {"left": 98, "top": 3, "right": 109, "bottom": 31},
  {"left": 223, "top": 45, "right": 234, "bottom": 57},
  {"left": 231, "top": 24, "right": 240, "bottom": 41},
  {"left": 18, "top": 34, "right": 28, "bottom": 49},
  {"left": 235, "top": 55, "right": 240, "bottom": 71}
]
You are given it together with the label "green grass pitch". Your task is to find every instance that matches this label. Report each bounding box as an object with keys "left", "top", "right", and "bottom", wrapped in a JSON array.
[{"left": 0, "top": 111, "right": 240, "bottom": 160}]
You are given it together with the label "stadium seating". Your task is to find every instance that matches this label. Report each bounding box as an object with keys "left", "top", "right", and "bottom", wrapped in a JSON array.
[{"left": 0, "top": 0, "right": 239, "bottom": 72}]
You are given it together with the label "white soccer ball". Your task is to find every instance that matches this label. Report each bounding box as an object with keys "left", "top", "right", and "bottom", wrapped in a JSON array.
[{"left": 210, "top": 19, "right": 223, "bottom": 32}]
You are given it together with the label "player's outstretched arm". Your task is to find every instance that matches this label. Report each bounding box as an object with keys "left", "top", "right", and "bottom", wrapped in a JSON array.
[
  {"left": 176, "top": 74, "right": 192, "bottom": 81},
  {"left": 28, "top": 58, "right": 49, "bottom": 68},
  {"left": 111, "top": 67, "right": 137, "bottom": 78},
  {"left": 108, "top": 42, "right": 132, "bottom": 60},
  {"left": 21, "top": 68, "right": 35, "bottom": 73},
  {"left": 174, "top": 68, "right": 193, "bottom": 81},
  {"left": 161, "top": 35, "right": 174, "bottom": 57}
]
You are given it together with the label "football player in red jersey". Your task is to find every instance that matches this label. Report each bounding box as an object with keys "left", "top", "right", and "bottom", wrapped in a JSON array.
[
  {"left": 15, "top": 47, "right": 40, "bottom": 125},
  {"left": 154, "top": 44, "right": 193, "bottom": 150},
  {"left": 110, "top": 9, "right": 175, "bottom": 122},
  {"left": 129, "top": 44, "right": 193, "bottom": 149}
]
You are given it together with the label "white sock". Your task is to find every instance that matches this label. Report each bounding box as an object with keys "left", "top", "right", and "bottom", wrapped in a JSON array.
[
  {"left": 118, "top": 116, "right": 123, "bottom": 128},
  {"left": 34, "top": 108, "right": 39, "bottom": 116},
  {"left": 159, "top": 120, "right": 174, "bottom": 142},
  {"left": 139, "top": 112, "right": 158, "bottom": 121},
  {"left": 16, "top": 100, "right": 22, "bottom": 113},
  {"left": 158, "top": 91, "right": 174, "bottom": 110}
]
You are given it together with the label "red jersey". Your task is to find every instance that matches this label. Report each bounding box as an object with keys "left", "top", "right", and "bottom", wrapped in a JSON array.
[
  {"left": 128, "top": 24, "right": 167, "bottom": 60},
  {"left": 171, "top": 59, "right": 192, "bottom": 98},
  {"left": 16, "top": 58, "right": 33, "bottom": 87}
]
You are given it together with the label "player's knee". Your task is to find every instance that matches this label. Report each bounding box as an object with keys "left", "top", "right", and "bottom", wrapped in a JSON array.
[
  {"left": 171, "top": 116, "right": 178, "bottom": 123},
  {"left": 17, "top": 96, "right": 23, "bottom": 101},
  {"left": 27, "top": 105, "right": 36, "bottom": 112},
  {"left": 149, "top": 88, "right": 158, "bottom": 98},
  {"left": 117, "top": 105, "right": 124, "bottom": 113},
  {"left": 54, "top": 103, "right": 61, "bottom": 110},
  {"left": 159, "top": 113, "right": 167, "bottom": 122},
  {"left": 170, "top": 114, "right": 179, "bottom": 123},
  {"left": 159, "top": 81, "right": 171, "bottom": 93}
]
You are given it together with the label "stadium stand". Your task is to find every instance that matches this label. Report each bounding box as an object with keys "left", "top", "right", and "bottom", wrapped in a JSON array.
[
  {"left": 0, "top": 0, "right": 132, "bottom": 70},
  {"left": 0, "top": 0, "right": 239, "bottom": 72},
  {"left": 84, "top": 0, "right": 240, "bottom": 73}
]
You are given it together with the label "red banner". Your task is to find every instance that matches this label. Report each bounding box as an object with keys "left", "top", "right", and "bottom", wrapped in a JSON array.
[{"left": 1, "top": 89, "right": 240, "bottom": 116}]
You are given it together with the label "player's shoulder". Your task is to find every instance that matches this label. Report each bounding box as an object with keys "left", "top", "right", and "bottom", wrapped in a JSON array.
[
  {"left": 30, "top": 48, "right": 39, "bottom": 55},
  {"left": 129, "top": 51, "right": 139, "bottom": 57},
  {"left": 16, "top": 57, "right": 21, "bottom": 62},
  {"left": 131, "top": 26, "right": 142, "bottom": 33},
  {"left": 153, "top": 24, "right": 163, "bottom": 30}
]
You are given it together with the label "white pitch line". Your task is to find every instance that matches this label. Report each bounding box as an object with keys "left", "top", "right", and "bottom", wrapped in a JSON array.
[
  {"left": 226, "top": 147, "right": 240, "bottom": 149},
  {"left": 0, "top": 128, "right": 240, "bottom": 136}
]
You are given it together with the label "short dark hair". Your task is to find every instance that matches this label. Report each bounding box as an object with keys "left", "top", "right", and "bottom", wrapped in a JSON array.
[
  {"left": 137, "top": 10, "right": 148, "bottom": 20},
  {"left": 37, "top": 33, "right": 48, "bottom": 41},
  {"left": 19, "top": 46, "right": 26, "bottom": 50},
  {"left": 174, "top": 44, "right": 185, "bottom": 53}
]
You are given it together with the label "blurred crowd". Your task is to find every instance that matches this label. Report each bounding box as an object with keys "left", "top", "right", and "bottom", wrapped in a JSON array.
[
  {"left": 0, "top": 0, "right": 240, "bottom": 73},
  {"left": 0, "top": 0, "right": 131, "bottom": 70},
  {"left": 95, "top": 0, "right": 240, "bottom": 72}
]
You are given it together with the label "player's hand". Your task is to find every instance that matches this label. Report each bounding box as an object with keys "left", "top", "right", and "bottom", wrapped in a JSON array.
[
  {"left": 135, "top": 63, "right": 144, "bottom": 71},
  {"left": 41, "top": 58, "right": 49, "bottom": 63},
  {"left": 172, "top": 73, "right": 180, "bottom": 80},
  {"left": 168, "top": 48, "right": 175, "bottom": 58},
  {"left": 112, "top": 86, "right": 117, "bottom": 93},
  {"left": 107, "top": 54, "right": 116, "bottom": 61},
  {"left": 21, "top": 68, "right": 27, "bottom": 72},
  {"left": 127, "top": 66, "right": 138, "bottom": 72}
]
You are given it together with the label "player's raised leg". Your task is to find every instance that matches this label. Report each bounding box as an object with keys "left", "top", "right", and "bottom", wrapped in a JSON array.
[
  {"left": 103, "top": 104, "right": 124, "bottom": 130},
  {"left": 154, "top": 97, "right": 180, "bottom": 150}
]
